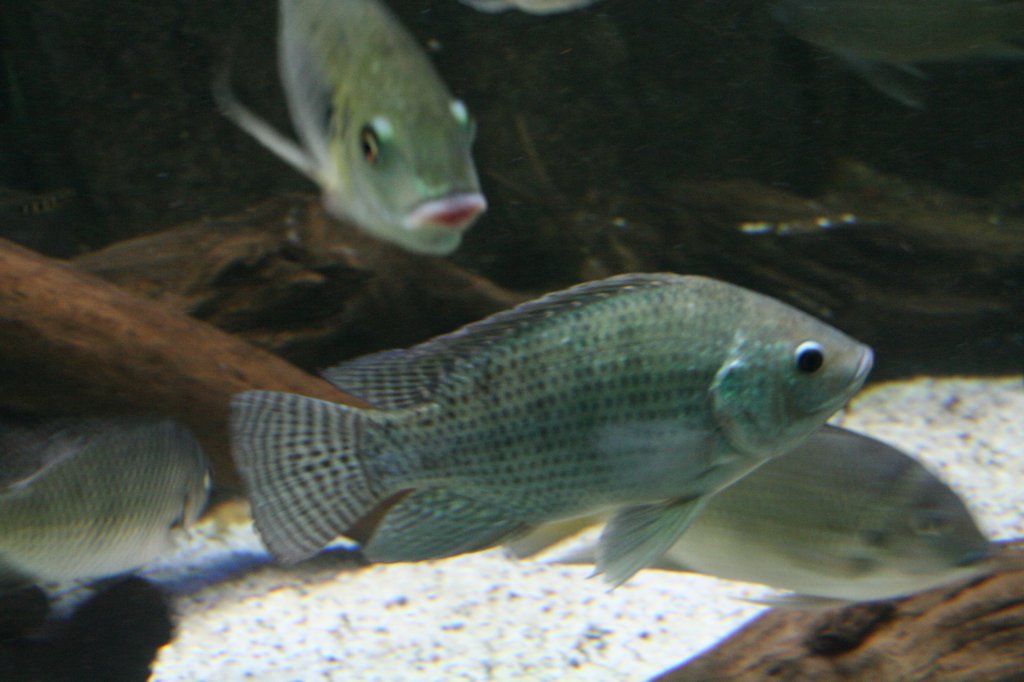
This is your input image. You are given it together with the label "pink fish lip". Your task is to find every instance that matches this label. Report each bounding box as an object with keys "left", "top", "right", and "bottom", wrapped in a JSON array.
[
  {"left": 855, "top": 348, "right": 874, "bottom": 383},
  {"left": 403, "top": 192, "right": 487, "bottom": 231}
]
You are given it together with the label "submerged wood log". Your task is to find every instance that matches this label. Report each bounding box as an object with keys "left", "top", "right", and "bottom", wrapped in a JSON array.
[
  {"left": 653, "top": 541, "right": 1024, "bottom": 682},
  {"left": 611, "top": 160, "right": 1024, "bottom": 379},
  {"left": 72, "top": 194, "right": 527, "bottom": 371},
  {"left": 0, "top": 236, "right": 369, "bottom": 489},
  {"left": 0, "top": 196, "right": 524, "bottom": 488}
]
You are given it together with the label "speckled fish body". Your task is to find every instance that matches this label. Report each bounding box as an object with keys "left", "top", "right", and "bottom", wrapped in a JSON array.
[
  {"left": 216, "top": 0, "right": 485, "bottom": 255},
  {"left": 527, "top": 426, "right": 991, "bottom": 603},
  {"left": 231, "top": 273, "right": 872, "bottom": 585},
  {"left": 460, "top": 0, "right": 602, "bottom": 14},
  {"left": 0, "top": 417, "right": 210, "bottom": 589},
  {"left": 772, "top": 0, "right": 1024, "bottom": 106}
]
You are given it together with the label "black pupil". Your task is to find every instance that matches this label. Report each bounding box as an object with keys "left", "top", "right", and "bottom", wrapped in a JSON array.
[
  {"left": 797, "top": 346, "right": 824, "bottom": 373},
  {"left": 360, "top": 126, "right": 379, "bottom": 162}
]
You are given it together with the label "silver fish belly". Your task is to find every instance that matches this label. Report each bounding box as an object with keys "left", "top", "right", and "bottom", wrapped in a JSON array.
[{"left": 231, "top": 272, "right": 872, "bottom": 585}]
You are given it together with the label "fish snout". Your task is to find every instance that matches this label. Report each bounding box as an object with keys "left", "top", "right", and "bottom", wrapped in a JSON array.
[
  {"left": 404, "top": 192, "right": 487, "bottom": 232},
  {"left": 854, "top": 347, "right": 874, "bottom": 384}
]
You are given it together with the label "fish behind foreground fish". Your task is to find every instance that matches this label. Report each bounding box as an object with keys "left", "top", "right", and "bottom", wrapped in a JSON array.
[
  {"left": 231, "top": 272, "right": 872, "bottom": 585},
  {"left": 772, "top": 0, "right": 1024, "bottom": 106},
  {"left": 516, "top": 426, "right": 991, "bottom": 605},
  {"left": 216, "top": 0, "right": 486, "bottom": 255},
  {"left": 0, "top": 417, "right": 210, "bottom": 589}
]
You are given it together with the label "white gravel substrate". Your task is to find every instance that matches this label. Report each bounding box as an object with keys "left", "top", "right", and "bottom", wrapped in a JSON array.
[{"left": 150, "top": 375, "right": 1024, "bottom": 682}]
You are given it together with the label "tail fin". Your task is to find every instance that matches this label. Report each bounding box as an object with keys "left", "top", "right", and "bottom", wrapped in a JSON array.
[{"left": 230, "top": 391, "right": 380, "bottom": 563}]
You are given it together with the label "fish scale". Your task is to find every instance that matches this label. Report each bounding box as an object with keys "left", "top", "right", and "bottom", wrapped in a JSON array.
[
  {"left": 232, "top": 272, "right": 873, "bottom": 585},
  {"left": 0, "top": 418, "right": 209, "bottom": 590}
]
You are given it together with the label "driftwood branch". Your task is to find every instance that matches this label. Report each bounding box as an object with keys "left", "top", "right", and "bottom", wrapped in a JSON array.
[
  {"left": 591, "top": 160, "right": 1024, "bottom": 378},
  {"left": 0, "top": 236, "right": 365, "bottom": 489},
  {"left": 71, "top": 194, "right": 526, "bottom": 370},
  {"left": 0, "top": 195, "right": 525, "bottom": 489},
  {"left": 653, "top": 541, "right": 1024, "bottom": 682}
]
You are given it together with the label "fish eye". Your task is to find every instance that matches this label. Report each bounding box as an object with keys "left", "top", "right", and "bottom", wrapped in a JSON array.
[
  {"left": 795, "top": 341, "right": 825, "bottom": 374},
  {"left": 360, "top": 125, "right": 380, "bottom": 165}
]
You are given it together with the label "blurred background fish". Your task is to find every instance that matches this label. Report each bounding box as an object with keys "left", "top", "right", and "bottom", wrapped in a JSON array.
[
  {"left": 459, "top": 0, "right": 603, "bottom": 14},
  {"left": 231, "top": 273, "right": 871, "bottom": 586},
  {"left": 0, "top": 416, "right": 210, "bottom": 590},
  {"left": 512, "top": 426, "right": 992, "bottom": 606},
  {"left": 771, "top": 0, "right": 1024, "bottom": 107},
  {"left": 215, "top": 0, "right": 486, "bottom": 255}
]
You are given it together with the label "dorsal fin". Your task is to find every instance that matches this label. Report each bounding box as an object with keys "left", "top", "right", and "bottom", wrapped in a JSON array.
[
  {"left": 321, "top": 348, "right": 455, "bottom": 409},
  {"left": 322, "top": 273, "right": 688, "bottom": 409}
]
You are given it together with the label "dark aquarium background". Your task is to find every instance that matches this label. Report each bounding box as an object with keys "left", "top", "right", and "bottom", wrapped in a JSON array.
[{"left": 0, "top": 0, "right": 1021, "bottom": 379}]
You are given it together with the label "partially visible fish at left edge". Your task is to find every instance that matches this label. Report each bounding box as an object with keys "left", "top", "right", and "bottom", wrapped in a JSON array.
[
  {"left": 215, "top": 0, "right": 486, "bottom": 255},
  {"left": 0, "top": 415, "right": 210, "bottom": 591}
]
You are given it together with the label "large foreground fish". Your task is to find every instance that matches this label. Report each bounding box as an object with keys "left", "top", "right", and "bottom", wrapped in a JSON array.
[
  {"left": 231, "top": 273, "right": 872, "bottom": 585},
  {"left": 513, "top": 426, "right": 991, "bottom": 605},
  {"left": 0, "top": 417, "right": 209, "bottom": 589},
  {"left": 216, "top": 0, "right": 486, "bottom": 255},
  {"left": 772, "top": 0, "right": 1024, "bottom": 107}
]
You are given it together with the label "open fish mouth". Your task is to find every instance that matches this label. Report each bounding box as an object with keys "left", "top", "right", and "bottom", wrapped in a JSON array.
[{"left": 403, "top": 192, "right": 487, "bottom": 232}]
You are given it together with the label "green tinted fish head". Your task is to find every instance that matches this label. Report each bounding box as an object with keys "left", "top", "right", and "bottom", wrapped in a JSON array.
[
  {"left": 287, "top": 0, "right": 486, "bottom": 256},
  {"left": 326, "top": 84, "right": 485, "bottom": 256},
  {"left": 789, "top": 432, "right": 993, "bottom": 599},
  {"left": 711, "top": 306, "right": 872, "bottom": 457},
  {"left": 861, "top": 467, "right": 991, "bottom": 581}
]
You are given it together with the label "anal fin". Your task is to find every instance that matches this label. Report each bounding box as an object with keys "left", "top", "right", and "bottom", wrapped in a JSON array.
[{"left": 363, "top": 488, "right": 527, "bottom": 563}]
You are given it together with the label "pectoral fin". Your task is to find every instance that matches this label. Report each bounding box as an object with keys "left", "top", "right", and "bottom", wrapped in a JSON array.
[
  {"left": 363, "top": 488, "right": 528, "bottom": 563},
  {"left": 596, "top": 498, "right": 706, "bottom": 587}
]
